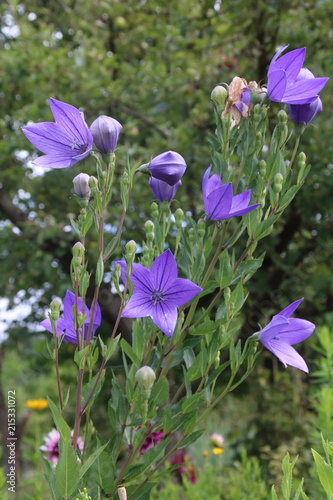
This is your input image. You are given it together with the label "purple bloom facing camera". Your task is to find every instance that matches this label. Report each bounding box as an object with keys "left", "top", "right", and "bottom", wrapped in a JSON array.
[
  {"left": 288, "top": 68, "right": 323, "bottom": 125},
  {"left": 22, "top": 98, "right": 93, "bottom": 169},
  {"left": 258, "top": 298, "right": 315, "bottom": 372},
  {"left": 267, "top": 45, "right": 328, "bottom": 105},
  {"left": 117, "top": 249, "right": 202, "bottom": 337},
  {"left": 202, "top": 166, "right": 260, "bottom": 221},
  {"left": 148, "top": 151, "right": 187, "bottom": 186},
  {"left": 149, "top": 177, "right": 182, "bottom": 202},
  {"left": 89, "top": 115, "right": 122, "bottom": 154},
  {"left": 40, "top": 290, "right": 101, "bottom": 344}
]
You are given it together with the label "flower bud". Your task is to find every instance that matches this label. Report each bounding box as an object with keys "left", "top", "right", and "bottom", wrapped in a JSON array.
[
  {"left": 188, "top": 228, "right": 195, "bottom": 245},
  {"left": 144, "top": 220, "right": 155, "bottom": 243},
  {"left": 49, "top": 298, "right": 61, "bottom": 321},
  {"left": 72, "top": 242, "right": 85, "bottom": 259},
  {"left": 174, "top": 208, "right": 184, "bottom": 227},
  {"left": 135, "top": 366, "right": 156, "bottom": 391},
  {"left": 149, "top": 177, "right": 181, "bottom": 202},
  {"left": 198, "top": 219, "right": 206, "bottom": 239},
  {"left": 151, "top": 202, "right": 159, "bottom": 220},
  {"left": 88, "top": 176, "right": 99, "bottom": 191},
  {"left": 273, "top": 173, "right": 284, "bottom": 193},
  {"left": 148, "top": 151, "right": 187, "bottom": 186},
  {"left": 259, "top": 160, "right": 266, "bottom": 177},
  {"left": 277, "top": 109, "right": 288, "bottom": 123},
  {"left": 73, "top": 173, "right": 91, "bottom": 198},
  {"left": 210, "top": 85, "right": 228, "bottom": 107},
  {"left": 89, "top": 115, "right": 122, "bottom": 154},
  {"left": 125, "top": 240, "right": 137, "bottom": 257}
]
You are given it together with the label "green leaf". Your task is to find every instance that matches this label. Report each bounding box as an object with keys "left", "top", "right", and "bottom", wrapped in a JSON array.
[
  {"left": 55, "top": 440, "right": 80, "bottom": 498},
  {"left": 150, "top": 376, "right": 169, "bottom": 406},
  {"left": 40, "top": 454, "right": 61, "bottom": 500},
  {"left": 47, "top": 397, "right": 71, "bottom": 443},
  {"left": 232, "top": 254, "right": 264, "bottom": 284},
  {"left": 120, "top": 338, "right": 140, "bottom": 367},
  {"left": 218, "top": 250, "right": 233, "bottom": 288},
  {"left": 125, "top": 482, "right": 157, "bottom": 500},
  {"left": 178, "top": 428, "right": 205, "bottom": 449},
  {"left": 189, "top": 319, "right": 218, "bottom": 336},
  {"left": 105, "top": 334, "right": 121, "bottom": 361},
  {"left": 181, "top": 393, "right": 203, "bottom": 413},
  {"left": 95, "top": 252, "right": 104, "bottom": 286},
  {"left": 254, "top": 214, "right": 280, "bottom": 240},
  {"left": 74, "top": 344, "right": 91, "bottom": 369},
  {"left": 79, "top": 441, "right": 109, "bottom": 479},
  {"left": 270, "top": 485, "right": 279, "bottom": 500},
  {"left": 81, "top": 370, "right": 105, "bottom": 412},
  {"left": 278, "top": 185, "right": 301, "bottom": 212},
  {"left": 92, "top": 449, "right": 114, "bottom": 494},
  {"left": 312, "top": 448, "right": 333, "bottom": 497}
]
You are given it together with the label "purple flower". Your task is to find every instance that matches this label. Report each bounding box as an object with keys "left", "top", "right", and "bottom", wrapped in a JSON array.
[
  {"left": 22, "top": 98, "right": 93, "bottom": 169},
  {"left": 288, "top": 68, "right": 323, "bottom": 125},
  {"left": 258, "top": 298, "right": 315, "bottom": 372},
  {"left": 202, "top": 166, "right": 260, "bottom": 221},
  {"left": 117, "top": 249, "right": 202, "bottom": 337},
  {"left": 137, "top": 425, "right": 165, "bottom": 455},
  {"left": 148, "top": 151, "right": 187, "bottom": 186},
  {"left": 40, "top": 290, "right": 101, "bottom": 344},
  {"left": 40, "top": 429, "right": 84, "bottom": 465},
  {"left": 235, "top": 87, "right": 251, "bottom": 118},
  {"left": 89, "top": 115, "right": 122, "bottom": 154},
  {"left": 149, "top": 177, "right": 181, "bottom": 202},
  {"left": 267, "top": 45, "right": 329, "bottom": 104}
]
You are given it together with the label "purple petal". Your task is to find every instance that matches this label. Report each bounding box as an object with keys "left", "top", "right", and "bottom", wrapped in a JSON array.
[
  {"left": 276, "top": 298, "right": 303, "bottom": 319},
  {"left": 270, "top": 47, "right": 306, "bottom": 82},
  {"left": 50, "top": 98, "right": 93, "bottom": 147},
  {"left": 22, "top": 123, "right": 77, "bottom": 155},
  {"left": 150, "top": 249, "right": 178, "bottom": 291},
  {"left": 204, "top": 184, "right": 233, "bottom": 220},
  {"left": 151, "top": 301, "right": 178, "bottom": 337},
  {"left": 202, "top": 166, "right": 223, "bottom": 197},
  {"left": 278, "top": 318, "right": 315, "bottom": 345},
  {"left": 259, "top": 316, "right": 289, "bottom": 344},
  {"left": 229, "top": 203, "right": 261, "bottom": 217},
  {"left": 164, "top": 278, "right": 202, "bottom": 307},
  {"left": 149, "top": 177, "right": 181, "bottom": 202},
  {"left": 202, "top": 166, "right": 212, "bottom": 197},
  {"left": 288, "top": 97, "right": 322, "bottom": 125},
  {"left": 264, "top": 341, "right": 309, "bottom": 372},
  {"left": 148, "top": 151, "right": 187, "bottom": 186},
  {"left": 116, "top": 261, "right": 152, "bottom": 294},
  {"left": 267, "top": 69, "right": 287, "bottom": 101},
  {"left": 121, "top": 291, "right": 154, "bottom": 318},
  {"left": 33, "top": 154, "right": 76, "bottom": 169},
  {"left": 230, "top": 190, "right": 251, "bottom": 212},
  {"left": 63, "top": 290, "right": 89, "bottom": 326},
  {"left": 40, "top": 318, "right": 53, "bottom": 334},
  {"left": 282, "top": 77, "right": 329, "bottom": 104},
  {"left": 268, "top": 45, "right": 289, "bottom": 71}
]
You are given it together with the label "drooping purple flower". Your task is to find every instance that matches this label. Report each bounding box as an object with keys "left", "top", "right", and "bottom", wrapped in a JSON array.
[
  {"left": 148, "top": 151, "right": 187, "bottom": 186},
  {"left": 40, "top": 429, "right": 84, "bottom": 465},
  {"left": 89, "top": 115, "right": 122, "bottom": 154},
  {"left": 267, "top": 45, "right": 329, "bottom": 104},
  {"left": 288, "top": 68, "right": 323, "bottom": 125},
  {"left": 235, "top": 87, "right": 251, "bottom": 118},
  {"left": 257, "top": 298, "right": 315, "bottom": 372},
  {"left": 202, "top": 166, "right": 260, "bottom": 221},
  {"left": 40, "top": 290, "right": 101, "bottom": 344},
  {"left": 149, "top": 177, "right": 181, "bottom": 202},
  {"left": 116, "top": 249, "right": 202, "bottom": 337},
  {"left": 22, "top": 98, "right": 93, "bottom": 169}
]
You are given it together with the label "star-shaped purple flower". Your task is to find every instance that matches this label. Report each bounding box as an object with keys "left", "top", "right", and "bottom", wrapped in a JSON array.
[
  {"left": 202, "top": 166, "right": 260, "bottom": 221},
  {"left": 267, "top": 45, "right": 329, "bottom": 104},
  {"left": 257, "top": 298, "right": 315, "bottom": 372},
  {"left": 117, "top": 249, "right": 202, "bottom": 337},
  {"left": 40, "top": 290, "right": 101, "bottom": 344},
  {"left": 22, "top": 98, "right": 93, "bottom": 169}
]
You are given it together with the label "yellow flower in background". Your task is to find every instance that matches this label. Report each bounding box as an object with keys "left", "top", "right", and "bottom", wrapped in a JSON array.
[
  {"left": 212, "top": 447, "right": 224, "bottom": 455},
  {"left": 25, "top": 398, "right": 48, "bottom": 410},
  {"left": 202, "top": 450, "right": 209, "bottom": 458}
]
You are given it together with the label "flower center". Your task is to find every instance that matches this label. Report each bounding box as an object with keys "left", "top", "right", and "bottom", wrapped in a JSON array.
[
  {"left": 70, "top": 139, "right": 88, "bottom": 154},
  {"left": 273, "top": 336, "right": 280, "bottom": 340},
  {"left": 150, "top": 290, "right": 165, "bottom": 305}
]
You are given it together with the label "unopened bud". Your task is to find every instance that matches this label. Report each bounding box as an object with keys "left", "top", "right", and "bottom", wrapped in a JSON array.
[
  {"left": 151, "top": 202, "right": 159, "bottom": 220},
  {"left": 211, "top": 85, "right": 228, "bottom": 107},
  {"left": 88, "top": 176, "right": 98, "bottom": 190},
  {"left": 72, "top": 242, "right": 85, "bottom": 259},
  {"left": 50, "top": 298, "right": 61, "bottom": 321},
  {"left": 89, "top": 115, "right": 122, "bottom": 154},
  {"left": 259, "top": 160, "right": 266, "bottom": 177},
  {"left": 73, "top": 173, "right": 91, "bottom": 198},
  {"left": 125, "top": 240, "right": 137, "bottom": 257},
  {"left": 188, "top": 228, "right": 195, "bottom": 245},
  {"left": 298, "top": 152, "right": 306, "bottom": 165},
  {"left": 144, "top": 220, "right": 155, "bottom": 243},
  {"left": 174, "top": 208, "right": 184, "bottom": 228},
  {"left": 273, "top": 173, "right": 284, "bottom": 193},
  {"left": 277, "top": 109, "right": 288, "bottom": 123},
  {"left": 135, "top": 366, "right": 156, "bottom": 391},
  {"left": 198, "top": 219, "right": 206, "bottom": 239}
]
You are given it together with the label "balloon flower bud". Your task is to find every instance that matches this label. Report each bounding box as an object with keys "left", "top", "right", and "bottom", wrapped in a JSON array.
[
  {"left": 73, "top": 173, "right": 91, "bottom": 198},
  {"left": 135, "top": 366, "right": 156, "bottom": 393},
  {"left": 273, "top": 173, "right": 284, "bottom": 194},
  {"left": 89, "top": 115, "right": 122, "bottom": 154},
  {"left": 147, "top": 151, "right": 187, "bottom": 186},
  {"left": 125, "top": 240, "right": 137, "bottom": 258},
  {"left": 211, "top": 85, "right": 228, "bottom": 107},
  {"left": 149, "top": 177, "right": 181, "bottom": 202},
  {"left": 50, "top": 298, "right": 61, "bottom": 321}
]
